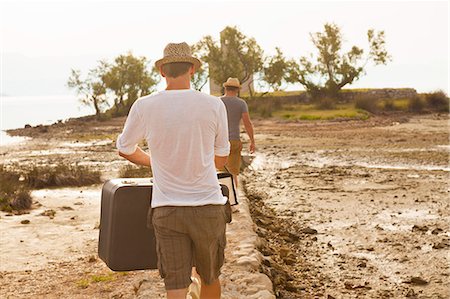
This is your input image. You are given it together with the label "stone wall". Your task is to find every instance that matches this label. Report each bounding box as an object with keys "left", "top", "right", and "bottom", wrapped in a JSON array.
[{"left": 245, "top": 88, "right": 418, "bottom": 105}]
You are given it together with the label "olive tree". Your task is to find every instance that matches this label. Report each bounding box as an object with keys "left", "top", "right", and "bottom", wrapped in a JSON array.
[
  {"left": 286, "top": 23, "right": 391, "bottom": 99},
  {"left": 67, "top": 64, "right": 108, "bottom": 119},
  {"left": 262, "top": 47, "right": 289, "bottom": 92},
  {"left": 195, "top": 26, "right": 264, "bottom": 96}
]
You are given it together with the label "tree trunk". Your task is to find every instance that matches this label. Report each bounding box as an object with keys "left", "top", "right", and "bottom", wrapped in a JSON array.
[{"left": 93, "top": 96, "right": 101, "bottom": 120}]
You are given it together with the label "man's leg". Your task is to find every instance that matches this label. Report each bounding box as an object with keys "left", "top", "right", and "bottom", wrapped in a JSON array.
[
  {"left": 189, "top": 205, "right": 227, "bottom": 299},
  {"left": 200, "top": 278, "right": 221, "bottom": 299},
  {"left": 152, "top": 207, "right": 193, "bottom": 297},
  {"left": 232, "top": 174, "right": 238, "bottom": 188}
]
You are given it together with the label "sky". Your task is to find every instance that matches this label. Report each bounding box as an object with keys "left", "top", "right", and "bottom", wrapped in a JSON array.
[{"left": 0, "top": 0, "right": 449, "bottom": 96}]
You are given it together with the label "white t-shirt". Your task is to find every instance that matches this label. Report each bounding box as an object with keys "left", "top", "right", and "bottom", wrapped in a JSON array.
[{"left": 116, "top": 89, "right": 230, "bottom": 208}]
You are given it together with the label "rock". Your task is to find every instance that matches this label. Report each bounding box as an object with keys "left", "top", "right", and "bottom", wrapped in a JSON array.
[
  {"left": 412, "top": 225, "right": 428, "bottom": 232},
  {"left": 248, "top": 290, "right": 275, "bottom": 299},
  {"left": 431, "top": 228, "right": 443, "bottom": 234},
  {"left": 357, "top": 262, "right": 367, "bottom": 268},
  {"left": 406, "top": 289, "right": 418, "bottom": 298},
  {"left": 344, "top": 281, "right": 354, "bottom": 290},
  {"left": 88, "top": 256, "right": 96, "bottom": 263},
  {"left": 279, "top": 247, "right": 291, "bottom": 258},
  {"left": 40, "top": 209, "right": 56, "bottom": 219},
  {"left": 24, "top": 124, "right": 31, "bottom": 128},
  {"left": 301, "top": 227, "right": 318, "bottom": 234},
  {"left": 283, "top": 256, "right": 296, "bottom": 265},
  {"left": 20, "top": 220, "right": 30, "bottom": 224},
  {"left": 405, "top": 277, "right": 428, "bottom": 285},
  {"left": 284, "top": 282, "right": 298, "bottom": 292},
  {"left": 432, "top": 241, "right": 449, "bottom": 249}
]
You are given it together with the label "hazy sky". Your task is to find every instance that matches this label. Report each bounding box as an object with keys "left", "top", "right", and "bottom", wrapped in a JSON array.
[{"left": 0, "top": 0, "right": 448, "bottom": 96}]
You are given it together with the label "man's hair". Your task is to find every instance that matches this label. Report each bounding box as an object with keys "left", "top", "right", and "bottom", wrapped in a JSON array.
[
  {"left": 161, "top": 62, "right": 193, "bottom": 78},
  {"left": 225, "top": 86, "right": 239, "bottom": 92}
]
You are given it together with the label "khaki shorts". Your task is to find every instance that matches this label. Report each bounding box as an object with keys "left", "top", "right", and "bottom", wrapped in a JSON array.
[
  {"left": 151, "top": 205, "right": 230, "bottom": 290},
  {"left": 221, "top": 140, "right": 242, "bottom": 175}
]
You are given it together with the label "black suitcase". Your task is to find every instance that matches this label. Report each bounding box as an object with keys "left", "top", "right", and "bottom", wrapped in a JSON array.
[{"left": 98, "top": 173, "right": 236, "bottom": 271}]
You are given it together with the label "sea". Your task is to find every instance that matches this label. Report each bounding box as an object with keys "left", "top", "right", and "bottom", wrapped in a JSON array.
[{"left": 0, "top": 95, "right": 94, "bottom": 146}]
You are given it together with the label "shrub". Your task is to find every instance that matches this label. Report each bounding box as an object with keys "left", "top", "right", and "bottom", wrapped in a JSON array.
[
  {"left": 382, "top": 99, "right": 397, "bottom": 111},
  {"left": 26, "top": 164, "right": 101, "bottom": 188},
  {"left": 119, "top": 165, "right": 152, "bottom": 178},
  {"left": 0, "top": 165, "right": 31, "bottom": 212},
  {"left": 425, "top": 90, "right": 449, "bottom": 112},
  {"left": 408, "top": 96, "right": 425, "bottom": 113},
  {"left": 316, "top": 97, "right": 336, "bottom": 110},
  {"left": 11, "top": 191, "right": 32, "bottom": 210},
  {"left": 355, "top": 95, "right": 379, "bottom": 113}
]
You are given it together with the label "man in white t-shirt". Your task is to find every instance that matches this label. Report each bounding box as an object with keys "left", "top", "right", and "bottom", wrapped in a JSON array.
[{"left": 116, "top": 42, "right": 230, "bottom": 299}]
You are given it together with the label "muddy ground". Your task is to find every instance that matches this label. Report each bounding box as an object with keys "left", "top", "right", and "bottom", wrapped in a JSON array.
[
  {"left": 242, "top": 114, "right": 449, "bottom": 298},
  {"left": 1, "top": 113, "right": 449, "bottom": 298}
]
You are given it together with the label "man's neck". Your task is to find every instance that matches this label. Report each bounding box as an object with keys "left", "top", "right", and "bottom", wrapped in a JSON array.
[
  {"left": 224, "top": 92, "right": 238, "bottom": 97},
  {"left": 165, "top": 77, "right": 191, "bottom": 90}
]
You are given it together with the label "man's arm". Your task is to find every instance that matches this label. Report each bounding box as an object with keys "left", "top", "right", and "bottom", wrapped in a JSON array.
[
  {"left": 215, "top": 101, "right": 230, "bottom": 169},
  {"left": 242, "top": 112, "right": 256, "bottom": 153},
  {"left": 215, "top": 155, "right": 228, "bottom": 169},
  {"left": 119, "top": 147, "right": 151, "bottom": 167}
]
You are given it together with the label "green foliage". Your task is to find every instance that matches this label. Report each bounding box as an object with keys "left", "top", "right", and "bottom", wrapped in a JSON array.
[
  {"left": 191, "top": 45, "right": 209, "bottom": 91},
  {"left": 67, "top": 64, "right": 109, "bottom": 119},
  {"left": 102, "top": 52, "right": 159, "bottom": 116},
  {"left": 195, "top": 26, "right": 264, "bottom": 96},
  {"left": 69, "top": 52, "right": 159, "bottom": 119},
  {"left": 262, "top": 47, "right": 289, "bottom": 92},
  {"left": 286, "top": 23, "right": 391, "bottom": 99},
  {"left": 425, "top": 90, "right": 449, "bottom": 112},
  {"left": 408, "top": 96, "right": 425, "bottom": 112}
]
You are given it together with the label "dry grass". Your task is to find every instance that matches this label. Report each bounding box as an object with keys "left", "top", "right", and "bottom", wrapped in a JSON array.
[
  {"left": 119, "top": 164, "right": 152, "bottom": 178},
  {"left": 26, "top": 164, "right": 101, "bottom": 189},
  {"left": 0, "top": 165, "right": 32, "bottom": 212}
]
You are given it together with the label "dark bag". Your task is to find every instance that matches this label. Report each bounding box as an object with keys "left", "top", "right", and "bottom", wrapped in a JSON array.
[{"left": 98, "top": 177, "right": 232, "bottom": 271}]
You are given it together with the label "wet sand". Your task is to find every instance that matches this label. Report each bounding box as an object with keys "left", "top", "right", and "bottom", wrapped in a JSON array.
[{"left": 1, "top": 113, "right": 448, "bottom": 298}]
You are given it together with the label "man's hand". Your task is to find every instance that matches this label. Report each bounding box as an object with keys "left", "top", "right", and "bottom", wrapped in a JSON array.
[
  {"left": 249, "top": 142, "right": 256, "bottom": 154},
  {"left": 119, "top": 147, "right": 151, "bottom": 167}
]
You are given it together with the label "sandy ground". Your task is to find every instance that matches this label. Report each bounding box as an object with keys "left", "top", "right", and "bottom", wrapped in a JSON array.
[{"left": 1, "top": 113, "right": 449, "bottom": 298}]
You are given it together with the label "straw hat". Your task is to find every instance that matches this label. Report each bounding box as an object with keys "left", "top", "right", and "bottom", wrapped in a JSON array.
[
  {"left": 223, "top": 77, "right": 241, "bottom": 88},
  {"left": 155, "top": 42, "right": 201, "bottom": 71}
]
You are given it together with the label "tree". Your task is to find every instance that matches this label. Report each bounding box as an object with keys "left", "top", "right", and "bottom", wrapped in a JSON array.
[
  {"left": 190, "top": 45, "right": 208, "bottom": 91},
  {"left": 262, "top": 47, "right": 289, "bottom": 92},
  {"left": 67, "top": 65, "right": 108, "bottom": 120},
  {"left": 195, "top": 26, "right": 264, "bottom": 96},
  {"left": 286, "top": 23, "right": 391, "bottom": 99},
  {"left": 102, "top": 52, "right": 159, "bottom": 115}
]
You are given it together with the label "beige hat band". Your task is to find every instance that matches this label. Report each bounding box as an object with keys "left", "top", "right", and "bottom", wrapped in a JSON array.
[{"left": 155, "top": 56, "right": 200, "bottom": 69}]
